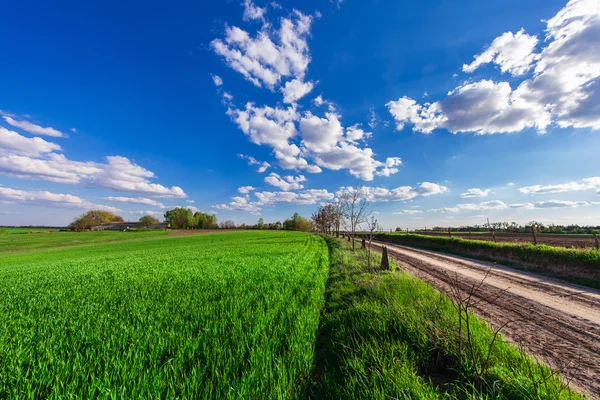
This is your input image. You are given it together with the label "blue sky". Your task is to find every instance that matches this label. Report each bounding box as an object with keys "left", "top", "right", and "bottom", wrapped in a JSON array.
[{"left": 1, "top": 0, "right": 599, "bottom": 229}]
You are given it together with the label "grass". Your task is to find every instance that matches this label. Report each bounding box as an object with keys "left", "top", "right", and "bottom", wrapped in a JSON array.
[
  {"left": 0, "top": 229, "right": 170, "bottom": 253},
  {"left": 373, "top": 233, "right": 600, "bottom": 289},
  {"left": 0, "top": 227, "right": 61, "bottom": 234},
  {"left": 309, "top": 237, "right": 582, "bottom": 399},
  {"left": 0, "top": 231, "right": 328, "bottom": 399}
]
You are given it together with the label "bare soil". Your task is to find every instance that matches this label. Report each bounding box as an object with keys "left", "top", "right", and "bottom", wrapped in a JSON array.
[
  {"left": 418, "top": 231, "right": 598, "bottom": 249},
  {"left": 369, "top": 240, "right": 600, "bottom": 398}
]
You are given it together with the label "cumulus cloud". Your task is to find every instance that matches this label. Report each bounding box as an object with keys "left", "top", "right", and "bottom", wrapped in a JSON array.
[
  {"left": 281, "top": 79, "right": 314, "bottom": 103},
  {"left": 388, "top": 0, "right": 600, "bottom": 134},
  {"left": 211, "top": 74, "right": 223, "bottom": 86},
  {"left": 0, "top": 186, "right": 118, "bottom": 212},
  {"left": 2, "top": 115, "right": 65, "bottom": 138},
  {"left": 254, "top": 189, "right": 334, "bottom": 205},
  {"left": 264, "top": 172, "right": 306, "bottom": 190},
  {"left": 242, "top": 0, "right": 266, "bottom": 21},
  {"left": 460, "top": 188, "right": 491, "bottom": 198},
  {"left": 238, "top": 153, "right": 271, "bottom": 173},
  {"left": 0, "top": 153, "right": 186, "bottom": 197},
  {"left": 103, "top": 196, "right": 166, "bottom": 208},
  {"left": 337, "top": 182, "right": 449, "bottom": 202},
  {"left": 211, "top": 10, "right": 312, "bottom": 89},
  {"left": 428, "top": 207, "right": 460, "bottom": 213},
  {"left": 375, "top": 157, "right": 402, "bottom": 177},
  {"left": 387, "top": 80, "right": 549, "bottom": 134},
  {"left": 238, "top": 186, "right": 256, "bottom": 194},
  {"left": 463, "top": 29, "right": 539, "bottom": 76},
  {"left": 0, "top": 126, "right": 62, "bottom": 156},
  {"left": 213, "top": 195, "right": 262, "bottom": 215},
  {"left": 519, "top": 177, "right": 600, "bottom": 195}
]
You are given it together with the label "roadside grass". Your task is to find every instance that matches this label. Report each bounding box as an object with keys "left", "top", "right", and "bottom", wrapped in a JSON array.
[
  {"left": 0, "top": 229, "right": 170, "bottom": 253},
  {"left": 373, "top": 233, "right": 600, "bottom": 289},
  {"left": 0, "top": 231, "right": 328, "bottom": 398},
  {"left": 309, "top": 236, "right": 582, "bottom": 399}
]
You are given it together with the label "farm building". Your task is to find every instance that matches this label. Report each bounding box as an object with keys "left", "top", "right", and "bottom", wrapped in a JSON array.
[{"left": 93, "top": 222, "right": 169, "bottom": 231}]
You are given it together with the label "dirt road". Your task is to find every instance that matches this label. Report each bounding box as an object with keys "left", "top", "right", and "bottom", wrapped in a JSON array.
[{"left": 368, "top": 240, "right": 600, "bottom": 398}]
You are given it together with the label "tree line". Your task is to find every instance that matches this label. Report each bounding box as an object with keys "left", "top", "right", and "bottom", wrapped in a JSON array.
[{"left": 417, "top": 222, "right": 600, "bottom": 235}]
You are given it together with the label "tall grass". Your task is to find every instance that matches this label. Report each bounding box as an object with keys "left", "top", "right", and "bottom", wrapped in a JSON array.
[
  {"left": 309, "top": 237, "right": 582, "bottom": 399},
  {"left": 0, "top": 231, "right": 328, "bottom": 398}
]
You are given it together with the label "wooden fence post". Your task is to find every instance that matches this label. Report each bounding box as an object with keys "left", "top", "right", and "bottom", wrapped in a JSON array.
[
  {"left": 468, "top": 230, "right": 472, "bottom": 240},
  {"left": 361, "top": 237, "right": 366, "bottom": 249},
  {"left": 448, "top": 228, "right": 451, "bottom": 238},
  {"left": 531, "top": 226, "right": 538, "bottom": 245},
  {"left": 347, "top": 234, "right": 351, "bottom": 242},
  {"left": 594, "top": 233, "right": 599, "bottom": 250},
  {"left": 381, "top": 246, "right": 390, "bottom": 270}
]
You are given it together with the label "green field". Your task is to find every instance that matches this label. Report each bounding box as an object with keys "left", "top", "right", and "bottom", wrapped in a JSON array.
[
  {"left": 0, "top": 229, "right": 170, "bottom": 253},
  {"left": 0, "top": 231, "right": 328, "bottom": 398},
  {"left": 0, "top": 227, "right": 61, "bottom": 234},
  {"left": 0, "top": 230, "right": 580, "bottom": 399}
]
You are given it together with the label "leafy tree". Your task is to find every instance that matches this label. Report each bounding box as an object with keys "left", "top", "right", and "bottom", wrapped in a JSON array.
[
  {"left": 294, "top": 216, "right": 311, "bottom": 232},
  {"left": 69, "top": 210, "right": 124, "bottom": 231},
  {"left": 257, "top": 218, "right": 265, "bottom": 229},
  {"left": 138, "top": 215, "right": 159, "bottom": 229}
]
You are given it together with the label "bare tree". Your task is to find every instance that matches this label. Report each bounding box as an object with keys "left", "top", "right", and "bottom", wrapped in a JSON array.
[
  {"left": 339, "top": 182, "right": 371, "bottom": 250},
  {"left": 365, "top": 215, "right": 379, "bottom": 268}
]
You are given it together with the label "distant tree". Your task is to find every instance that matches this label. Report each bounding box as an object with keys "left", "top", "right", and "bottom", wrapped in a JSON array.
[
  {"left": 282, "top": 218, "right": 294, "bottom": 230},
  {"left": 295, "top": 216, "right": 312, "bottom": 232},
  {"left": 257, "top": 218, "right": 265, "bottom": 229},
  {"left": 395, "top": 227, "right": 402, "bottom": 232},
  {"left": 220, "top": 220, "right": 236, "bottom": 229},
  {"left": 69, "top": 210, "right": 124, "bottom": 231},
  {"left": 138, "top": 215, "right": 159, "bottom": 229}
]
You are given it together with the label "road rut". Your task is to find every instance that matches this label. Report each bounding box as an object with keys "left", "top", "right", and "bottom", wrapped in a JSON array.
[{"left": 368, "top": 240, "right": 600, "bottom": 398}]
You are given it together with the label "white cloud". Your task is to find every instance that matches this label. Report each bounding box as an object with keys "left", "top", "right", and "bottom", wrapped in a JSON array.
[
  {"left": 0, "top": 126, "right": 62, "bottom": 156},
  {"left": 460, "top": 188, "right": 491, "bottom": 198},
  {"left": 368, "top": 107, "right": 380, "bottom": 129},
  {"left": 214, "top": 195, "right": 262, "bottom": 215},
  {"left": 238, "top": 185, "right": 256, "bottom": 194},
  {"left": 428, "top": 207, "right": 460, "bottom": 213},
  {"left": 281, "top": 79, "right": 314, "bottom": 103},
  {"left": 238, "top": 153, "right": 271, "bottom": 173},
  {"left": 264, "top": 172, "right": 306, "bottom": 190},
  {"left": 242, "top": 0, "right": 266, "bottom": 21},
  {"left": 345, "top": 124, "right": 372, "bottom": 144},
  {"left": 430, "top": 201, "right": 507, "bottom": 213},
  {"left": 337, "top": 182, "right": 449, "bottom": 203},
  {"left": 0, "top": 186, "right": 118, "bottom": 212},
  {"left": 519, "top": 177, "right": 600, "bottom": 195},
  {"left": 510, "top": 200, "right": 589, "bottom": 209},
  {"left": 0, "top": 153, "right": 186, "bottom": 197},
  {"left": 457, "top": 200, "right": 508, "bottom": 211},
  {"left": 393, "top": 210, "right": 422, "bottom": 215},
  {"left": 254, "top": 188, "right": 334, "bottom": 205},
  {"left": 463, "top": 29, "right": 539, "bottom": 76},
  {"left": 211, "top": 10, "right": 312, "bottom": 89},
  {"left": 387, "top": 80, "right": 549, "bottom": 134},
  {"left": 2, "top": 115, "right": 65, "bottom": 138},
  {"left": 388, "top": 0, "right": 600, "bottom": 134},
  {"left": 211, "top": 74, "right": 223, "bottom": 86},
  {"left": 103, "top": 196, "right": 166, "bottom": 208},
  {"left": 313, "top": 95, "right": 324, "bottom": 106},
  {"left": 375, "top": 157, "right": 402, "bottom": 177}
]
